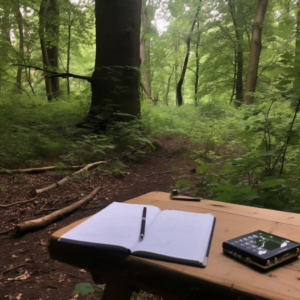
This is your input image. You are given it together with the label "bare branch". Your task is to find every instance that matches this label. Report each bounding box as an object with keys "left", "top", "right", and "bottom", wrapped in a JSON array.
[{"left": 11, "top": 64, "right": 92, "bottom": 82}]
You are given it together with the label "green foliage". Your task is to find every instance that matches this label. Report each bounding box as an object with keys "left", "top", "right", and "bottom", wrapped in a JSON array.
[
  {"left": 0, "top": 92, "right": 150, "bottom": 168},
  {"left": 193, "top": 90, "right": 300, "bottom": 212},
  {"left": 97, "top": 159, "right": 127, "bottom": 177},
  {"left": 176, "top": 178, "right": 190, "bottom": 188},
  {"left": 73, "top": 282, "right": 99, "bottom": 296}
]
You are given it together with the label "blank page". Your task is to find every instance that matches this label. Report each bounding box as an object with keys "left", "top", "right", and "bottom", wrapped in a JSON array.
[
  {"left": 60, "top": 202, "right": 161, "bottom": 251},
  {"left": 133, "top": 209, "right": 215, "bottom": 264}
]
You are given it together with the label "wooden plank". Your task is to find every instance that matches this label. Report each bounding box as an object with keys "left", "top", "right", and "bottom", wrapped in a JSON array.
[{"left": 128, "top": 191, "right": 300, "bottom": 226}]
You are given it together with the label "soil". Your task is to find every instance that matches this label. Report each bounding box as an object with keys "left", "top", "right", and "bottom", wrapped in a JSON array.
[{"left": 0, "top": 139, "right": 200, "bottom": 300}]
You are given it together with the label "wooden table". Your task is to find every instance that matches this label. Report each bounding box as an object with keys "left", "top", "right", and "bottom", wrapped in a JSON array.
[{"left": 48, "top": 192, "right": 300, "bottom": 300}]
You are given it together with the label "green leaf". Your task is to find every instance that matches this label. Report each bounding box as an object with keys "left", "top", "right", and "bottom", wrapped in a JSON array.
[
  {"left": 217, "top": 184, "right": 235, "bottom": 192},
  {"left": 172, "top": 167, "right": 179, "bottom": 171},
  {"left": 73, "top": 283, "right": 97, "bottom": 295},
  {"left": 168, "top": 3, "right": 179, "bottom": 18},
  {"left": 289, "top": 136, "right": 300, "bottom": 145},
  {"left": 175, "top": 178, "right": 190, "bottom": 188}
]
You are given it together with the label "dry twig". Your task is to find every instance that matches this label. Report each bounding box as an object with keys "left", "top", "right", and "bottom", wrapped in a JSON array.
[
  {"left": 0, "top": 165, "right": 85, "bottom": 174},
  {"left": 0, "top": 196, "right": 38, "bottom": 208},
  {"left": 1, "top": 264, "right": 26, "bottom": 276},
  {"left": 32, "top": 161, "right": 106, "bottom": 196}
]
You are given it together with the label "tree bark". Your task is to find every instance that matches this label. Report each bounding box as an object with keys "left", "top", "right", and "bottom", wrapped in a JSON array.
[
  {"left": 140, "top": 0, "right": 151, "bottom": 99},
  {"left": 66, "top": 17, "right": 74, "bottom": 95},
  {"left": 45, "top": 0, "right": 60, "bottom": 96},
  {"left": 15, "top": 2, "right": 24, "bottom": 94},
  {"left": 243, "top": 0, "right": 269, "bottom": 104},
  {"left": 87, "top": 0, "right": 141, "bottom": 127},
  {"left": 0, "top": 7, "right": 11, "bottom": 91},
  {"left": 39, "top": 0, "right": 54, "bottom": 101},
  {"left": 228, "top": 0, "right": 244, "bottom": 106},
  {"left": 194, "top": 20, "right": 200, "bottom": 106},
  {"left": 165, "top": 67, "right": 174, "bottom": 106},
  {"left": 176, "top": 3, "right": 202, "bottom": 107},
  {"left": 294, "top": 0, "right": 300, "bottom": 90}
]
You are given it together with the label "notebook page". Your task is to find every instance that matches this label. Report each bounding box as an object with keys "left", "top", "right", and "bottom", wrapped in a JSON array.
[
  {"left": 60, "top": 202, "right": 161, "bottom": 250},
  {"left": 132, "top": 209, "right": 215, "bottom": 263}
]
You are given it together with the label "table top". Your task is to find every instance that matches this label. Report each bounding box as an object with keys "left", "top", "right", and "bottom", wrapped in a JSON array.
[{"left": 49, "top": 192, "right": 300, "bottom": 300}]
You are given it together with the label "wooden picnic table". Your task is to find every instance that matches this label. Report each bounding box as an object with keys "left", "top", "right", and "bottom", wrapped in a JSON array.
[{"left": 48, "top": 191, "right": 300, "bottom": 300}]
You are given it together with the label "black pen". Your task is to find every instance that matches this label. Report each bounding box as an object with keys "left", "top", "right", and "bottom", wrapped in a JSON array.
[{"left": 140, "top": 207, "right": 147, "bottom": 240}]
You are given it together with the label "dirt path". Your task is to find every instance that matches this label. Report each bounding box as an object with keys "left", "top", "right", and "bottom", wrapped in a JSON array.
[{"left": 0, "top": 139, "right": 197, "bottom": 300}]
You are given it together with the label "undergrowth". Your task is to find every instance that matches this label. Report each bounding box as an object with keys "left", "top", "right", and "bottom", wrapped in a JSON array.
[
  {"left": 142, "top": 90, "right": 300, "bottom": 212},
  {"left": 1, "top": 88, "right": 300, "bottom": 212}
]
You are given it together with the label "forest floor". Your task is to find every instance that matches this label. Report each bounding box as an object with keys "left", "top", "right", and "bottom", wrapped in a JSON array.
[{"left": 0, "top": 138, "right": 201, "bottom": 300}]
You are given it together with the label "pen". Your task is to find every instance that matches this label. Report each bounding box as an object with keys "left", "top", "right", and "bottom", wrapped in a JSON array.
[{"left": 140, "top": 207, "right": 147, "bottom": 240}]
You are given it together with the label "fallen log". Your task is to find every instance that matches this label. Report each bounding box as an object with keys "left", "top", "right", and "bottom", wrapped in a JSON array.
[
  {"left": 0, "top": 165, "right": 85, "bottom": 174},
  {"left": 32, "top": 161, "right": 106, "bottom": 196},
  {"left": 14, "top": 187, "right": 101, "bottom": 236}
]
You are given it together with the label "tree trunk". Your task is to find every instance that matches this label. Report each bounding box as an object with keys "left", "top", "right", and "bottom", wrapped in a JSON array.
[
  {"left": 45, "top": 0, "right": 60, "bottom": 97},
  {"left": 67, "top": 17, "right": 74, "bottom": 95},
  {"left": 39, "top": 0, "right": 54, "bottom": 101},
  {"left": 87, "top": 0, "right": 141, "bottom": 128},
  {"left": 176, "top": 3, "right": 201, "bottom": 107},
  {"left": 228, "top": 0, "right": 244, "bottom": 106},
  {"left": 140, "top": 0, "right": 151, "bottom": 99},
  {"left": 165, "top": 67, "right": 174, "bottom": 106},
  {"left": 15, "top": 2, "right": 24, "bottom": 94},
  {"left": 230, "top": 49, "right": 237, "bottom": 105},
  {"left": 243, "top": 0, "right": 269, "bottom": 104},
  {"left": 194, "top": 20, "right": 200, "bottom": 106},
  {"left": 294, "top": 0, "right": 300, "bottom": 90},
  {"left": 0, "top": 8, "right": 11, "bottom": 91}
]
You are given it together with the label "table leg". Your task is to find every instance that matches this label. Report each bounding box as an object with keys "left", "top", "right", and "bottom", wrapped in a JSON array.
[{"left": 101, "top": 282, "right": 134, "bottom": 300}]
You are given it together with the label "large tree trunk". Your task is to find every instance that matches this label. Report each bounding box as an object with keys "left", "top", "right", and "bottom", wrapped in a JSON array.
[
  {"left": 39, "top": 0, "right": 54, "bottom": 101},
  {"left": 140, "top": 0, "right": 152, "bottom": 99},
  {"left": 176, "top": 3, "right": 201, "bottom": 107},
  {"left": 294, "top": 1, "right": 300, "bottom": 90},
  {"left": 228, "top": 0, "right": 244, "bottom": 106},
  {"left": 45, "top": 0, "right": 60, "bottom": 96},
  {"left": 87, "top": 0, "right": 141, "bottom": 127},
  {"left": 243, "top": 0, "right": 269, "bottom": 104}
]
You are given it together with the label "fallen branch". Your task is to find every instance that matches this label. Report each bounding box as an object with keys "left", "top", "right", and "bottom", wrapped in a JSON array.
[
  {"left": 0, "top": 165, "right": 85, "bottom": 174},
  {"left": 32, "top": 161, "right": 106, "bottom": 196},
  {"left": 32, "top": 142, "right": 154, "bottom": 196},
  {"left": 14, "top": 187, "right": 101, "bottom": 236},
  {"left": 145, "top": 171, "right": 172, "bottom": 177},
  {"left": 0, "top": 228, "right": 13, "bottom": 235},
  {"left": 0, "top": 196, "right": 38, "bottom": 208},
  {"left": 1, "top": 264, "right": 26, "bottom": 276}
]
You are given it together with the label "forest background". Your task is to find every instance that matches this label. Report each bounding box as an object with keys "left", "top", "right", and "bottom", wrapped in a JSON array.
[{"left": 1, "top": 0, "right": 300, "bottom": 213}]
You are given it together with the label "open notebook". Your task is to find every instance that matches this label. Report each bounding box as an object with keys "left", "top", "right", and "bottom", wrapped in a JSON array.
[{"left": 59, "top": 202, "right": 216, "bottom": 267}]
